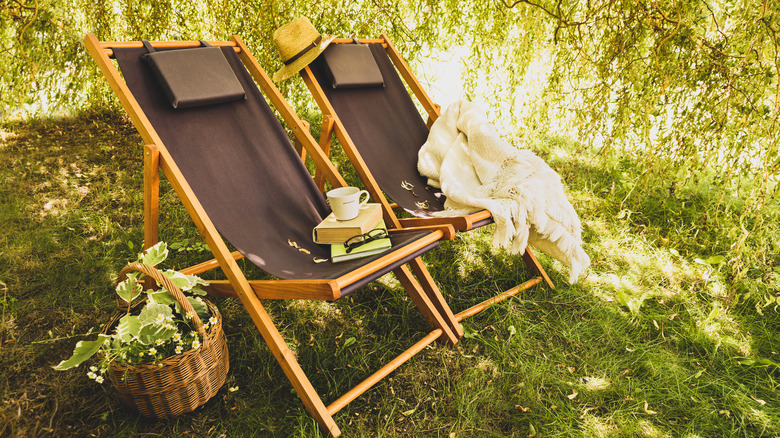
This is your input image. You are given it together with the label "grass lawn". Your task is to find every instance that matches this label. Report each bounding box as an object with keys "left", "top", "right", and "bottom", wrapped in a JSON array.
[{"left": 1, "top": 110, "right": 778, "bottom": 437}]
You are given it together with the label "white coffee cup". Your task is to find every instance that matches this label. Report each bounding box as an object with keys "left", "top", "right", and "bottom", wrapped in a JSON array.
[{"left": 327, "top": 187, "right": 370, "bottom": 221}]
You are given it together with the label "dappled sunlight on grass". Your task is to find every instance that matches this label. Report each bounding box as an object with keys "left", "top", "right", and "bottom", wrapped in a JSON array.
[
  {"left": 582, "top": 376, "right": 611, "bottom": 392},
  {"left": 582, "top": 214, "right": 700, "bottom": 301},
  {"left": 0, "top": 127, "right": 16, "bottom": 144},
  {"left": 581, "top": 413, "right": 618, "bottom": 437},
  {"left": 3, "top": 107, "right": 779, "bottom": 435}
]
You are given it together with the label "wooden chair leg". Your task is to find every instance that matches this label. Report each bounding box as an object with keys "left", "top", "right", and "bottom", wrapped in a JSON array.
[
  {"left": 407, "top": 257, "right": 464, "bottom": 338},
  {"left": 522, "top": 247, "right": 555, "bottom": 290},
  {"left": 143, "top": 144, "right": 160, "bottom": 250},
  {"left": 235, "top": 284, "right": 342, "bottom": 436},
  {"left": 143, "top": 145, "right": 160, "bottom": 290},
  {"left": 393, "top": 263, "right": 459, "bottom": 346}
]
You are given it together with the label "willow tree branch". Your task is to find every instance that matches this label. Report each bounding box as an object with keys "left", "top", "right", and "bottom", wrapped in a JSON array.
[{"left": 499, "top": 0, "right": 586, "bottom": 27}]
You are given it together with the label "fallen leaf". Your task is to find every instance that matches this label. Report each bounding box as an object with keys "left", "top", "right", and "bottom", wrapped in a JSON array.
[
  {"left": 402, "top": 408, "right": 415, "bottom": 416},
  {"left": 568, "top": 390, "right": 578, "bottom": 400},
  {"left": 643, "top": 401, "right": 657, "bottom": 414},
  {"left": 750, "top": 395, "right": 767, "bottom": 405},
  {"left": 515, "top": 405, "right": 531, "bottom": 412}
]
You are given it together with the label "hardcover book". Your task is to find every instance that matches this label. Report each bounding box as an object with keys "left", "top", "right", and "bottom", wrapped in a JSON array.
[
  {"left": 330, "top": 221, "right": 391, "bottom": 263},
  {"left": 313, "top": 203, "right": 383, "bottom": 244}
]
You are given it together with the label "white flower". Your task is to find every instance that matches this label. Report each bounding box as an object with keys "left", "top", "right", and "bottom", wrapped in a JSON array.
[
  {"left": 173, "top": 332, "right": 181, "bottom": 342},
  {"left": 209, "top": 317, "right": 217, "bottom": 325},
  {"left": 165, "top": 315, "right": 174, "bottom": 323},
  {"left": 165, "top": 323, "right": 175, "bottom": 330},
  {"left": 87, "top": 371, "right": 96, "bottom": 380},
  {"left": 149, "top": 347, "right": 157, "bottom": 355},
  {"left": 155, "top": 339, "right": 165, "bottom": 346},
  {"left": 203, "top": 324, "right": 209, "bottom": 331},
  {"left": 192, "top": 340, "right": 200, "bottom": 350},
  {"left": 155, "top": 314, "right": 165, "bottom": 324},
  {"left": 89, "top": 366, "right": 98, "bottom": 372},
  {"left": 175, "top": 346, "right": 183, "bottom": 354},
  {"left": 95, "top": 375, "right": 104, "bottom": 384},
  {"left": 185, "top": 312, "right": 194, "bottom": 319}
]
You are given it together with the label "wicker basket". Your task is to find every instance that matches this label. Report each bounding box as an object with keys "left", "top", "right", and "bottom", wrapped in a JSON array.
[{"left": 107, "top": 263, "right": 229, "bottom": 419}]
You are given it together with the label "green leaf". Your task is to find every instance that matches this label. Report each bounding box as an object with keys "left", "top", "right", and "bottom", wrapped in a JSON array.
[
  {"left": 53, "top": 335, "right": 110, "bottom": 370},
  {"left": 616, "top": 290, "right": 647, "bottom": 315},
  {"left": 705, "top": 304, "right": 719, "bottom": 322},
  {"left": 138, "top": 302, "right": 174, "bottom": 326},
  {"left": 189, "top": 286, "right": 208, "bottom": 296},
  {"left": 695, "top": 255, "right": 725, "bottom": 266},
  {"left": 705, "top": 255, "right": 725, "bottom": 265},
  {"left": 115, "top": 314, "right": 140, "bottom": 343},
  {"left": 739, "top": 358, "right": 780, "bottom": 369},
  {"left": 138, "top": 322, "right": 177, "bottom": 345},
  {"left": 343, "top": 337, "right": 356, "bottom": 348},
  {"left": 115, "top": 276, "right": 142, "bottom": 303},
  {"left": 615, "top": 290, "right": 631, "bottom": 308},
  {"left": 462, "top": 324, "right": 479, "bottom": 339},
  {"left": 148, "top": 290, "right": 176, "bottom": 306},
  {"left": 140, "top": 242, "right": 168, "bottom": 266},
  {"left": 187, "top": 296, "right": 210, "bottom": 322},
  {"left": 162, "top": 270, "right": 209, "bottom": 292}
]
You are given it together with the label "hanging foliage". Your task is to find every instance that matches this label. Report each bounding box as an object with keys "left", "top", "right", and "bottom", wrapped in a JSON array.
[{"left": 1, "top": 1, "right": 776, "bottom": 210}]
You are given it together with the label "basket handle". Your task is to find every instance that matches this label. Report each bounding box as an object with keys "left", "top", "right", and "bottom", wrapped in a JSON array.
[{"left": 117, "top": 262, "right": 209, "bottom": 341}]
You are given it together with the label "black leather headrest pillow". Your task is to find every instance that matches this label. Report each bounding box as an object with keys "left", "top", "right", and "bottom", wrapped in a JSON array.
[
  {"left": 321, "top": 44, "right": 385, "bottom": 89},
  {"left": 142, "top": 42, "right": 246, "bottom": 109}
]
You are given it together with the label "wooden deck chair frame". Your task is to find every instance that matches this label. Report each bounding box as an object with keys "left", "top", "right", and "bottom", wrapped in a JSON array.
[
  {"left": 84, "top": 33, "right": 465, "bottom": 437},
  {"left": 298, "top": 35, "right": 555, "bottom": 323}
]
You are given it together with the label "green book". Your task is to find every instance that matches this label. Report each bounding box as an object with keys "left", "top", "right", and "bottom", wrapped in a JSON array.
[{"left": 330, "top": 221, "right": 391, "bottom": 263}]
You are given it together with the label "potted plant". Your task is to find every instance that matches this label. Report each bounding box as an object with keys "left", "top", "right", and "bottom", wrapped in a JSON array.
[{"left": 54, "top": 242, "right": 229, "bottom": 418}]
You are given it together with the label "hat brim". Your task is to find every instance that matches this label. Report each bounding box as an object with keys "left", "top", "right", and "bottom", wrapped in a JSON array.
[{"left": 273, "top": 34, "right": 337, "bottom": 83}]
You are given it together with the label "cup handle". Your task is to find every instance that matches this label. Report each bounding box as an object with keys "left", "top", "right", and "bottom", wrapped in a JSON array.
[{"left": 358, "top": 190, "right": 370, "bottom": 207}]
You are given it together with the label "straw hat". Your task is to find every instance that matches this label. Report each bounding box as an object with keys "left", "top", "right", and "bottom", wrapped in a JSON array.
[{"left": 272, "top": 17, "right": 335, "bottom": 82}]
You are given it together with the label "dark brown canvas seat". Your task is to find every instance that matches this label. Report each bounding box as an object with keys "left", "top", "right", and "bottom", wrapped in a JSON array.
[
  {"left": 86, "top": 35, "right": 463, "bottom": 437},
  {"left": 113, "top": 46, "right": 437, "bottom": 295},
  {"left": 299, "top": 36, "right": 556, "bottom": 322}
]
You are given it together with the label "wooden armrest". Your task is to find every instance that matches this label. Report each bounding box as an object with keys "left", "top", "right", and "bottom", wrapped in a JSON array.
[{"left": 388, "top": 224, "right": 456, "bottom": 240}]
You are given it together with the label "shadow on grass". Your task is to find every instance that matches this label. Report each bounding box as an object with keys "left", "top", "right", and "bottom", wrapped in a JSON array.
[{"left": 1, "top": 113, "right": 779, "bottom": 437}]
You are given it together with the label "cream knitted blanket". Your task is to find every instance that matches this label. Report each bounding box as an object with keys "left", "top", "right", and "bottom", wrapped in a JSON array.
[{"left": 417, "top": 100, "right": 590, "bottom": 283}]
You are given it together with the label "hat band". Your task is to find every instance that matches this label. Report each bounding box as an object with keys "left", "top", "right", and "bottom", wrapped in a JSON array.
[{"left": 283, "top": 35, "right": 323, "bottom": 66}]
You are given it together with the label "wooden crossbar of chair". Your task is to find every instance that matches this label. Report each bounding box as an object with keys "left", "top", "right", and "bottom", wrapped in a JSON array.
[{"left": 84, "top": 34, "right": 465, "bottom": 437}]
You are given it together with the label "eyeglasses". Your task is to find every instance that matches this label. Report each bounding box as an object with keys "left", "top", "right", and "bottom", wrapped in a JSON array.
[{"left": 344, "top": 229, "right": 389, "bottom": 253}]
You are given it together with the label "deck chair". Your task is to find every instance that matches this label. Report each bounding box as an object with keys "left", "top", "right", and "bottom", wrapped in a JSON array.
[
  {"left": 84, "top": 34, "right": 464, "bottom": 437},
  {"left": 298, "top": 36, "right": 556, "bottom": 322}
]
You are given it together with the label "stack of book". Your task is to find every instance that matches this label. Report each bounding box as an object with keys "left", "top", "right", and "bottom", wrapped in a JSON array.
[{"left": 313, "top": 203, "right": 391, "bottom": 262}]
